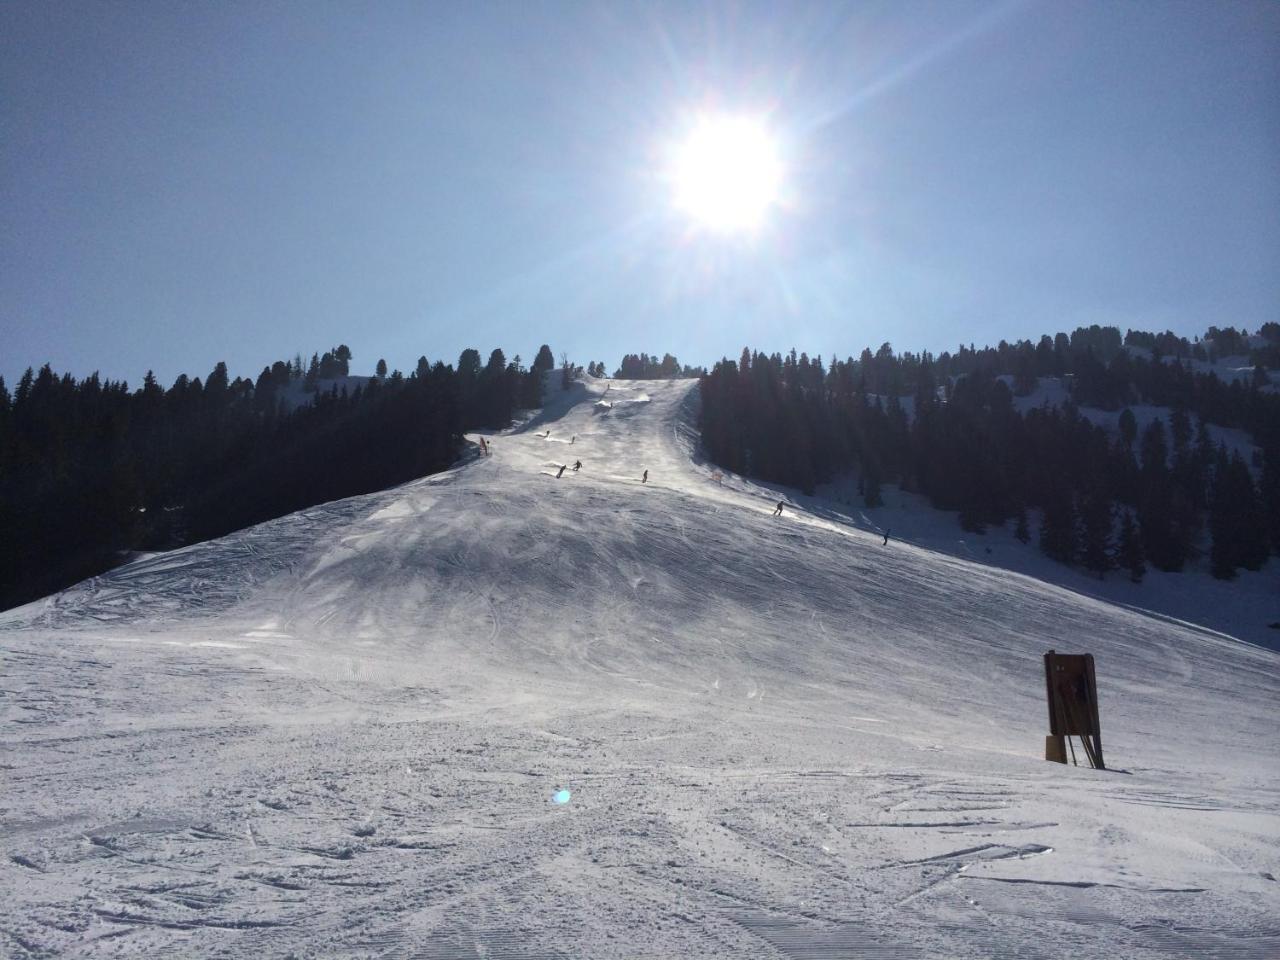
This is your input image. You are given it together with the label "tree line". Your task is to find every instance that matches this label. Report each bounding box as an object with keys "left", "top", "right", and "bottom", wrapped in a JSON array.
[
  {"left": 699, "top": 325, "right": 1279, "bottom": 581},
  {"left": 0, "top": 343, "right": 559, "bottom": 610},
  {"left": 604, "top": 353, "right": 707, "bottom": 379}
]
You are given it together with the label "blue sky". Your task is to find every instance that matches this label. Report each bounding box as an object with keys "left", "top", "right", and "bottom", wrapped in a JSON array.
[{"left": 3, "top": 0, "right": 1277, "bottom": 386}]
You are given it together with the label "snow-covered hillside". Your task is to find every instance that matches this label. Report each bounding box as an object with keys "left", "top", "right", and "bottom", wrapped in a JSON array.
[{"left": 2, "top": 378, "right": 1277, "bottom": 958}]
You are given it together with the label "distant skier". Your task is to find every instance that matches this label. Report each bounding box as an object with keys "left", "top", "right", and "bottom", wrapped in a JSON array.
[
  {"left": 882, "top": 528, "right": 890, "bottom": 546},
  {"left": 479, "top": 437, "right": 489, "bottom": 457},
  {"left": 573, "top": 460, "right": 582, "bottom": 472},
  {"left": 571, "top": 435, "right": 576, "bottom": 444},
  {"left": 544, "top": 430, "right": 551, "bottom": 438},
  {"left": 642, "top": 469, "right": 648, "bottom": 484},
  {"left": 773, "top": 501, "right": 784, "bottom": 517},
  {"left": 556, "top": 464, "right": 567, "bottom": 479}
]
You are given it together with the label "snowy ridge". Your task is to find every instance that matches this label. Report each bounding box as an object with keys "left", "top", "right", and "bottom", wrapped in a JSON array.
[{"left": 2, "top": 377, "right": 1277, "bottom": 958}]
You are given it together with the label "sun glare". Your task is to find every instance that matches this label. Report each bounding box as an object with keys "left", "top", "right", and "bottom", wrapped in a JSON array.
[{"left": 669, "top": 114, "right": 783, "bottom": 234}]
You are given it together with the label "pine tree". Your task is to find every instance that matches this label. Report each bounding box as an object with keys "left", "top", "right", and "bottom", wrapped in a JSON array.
[
  {"left": 1208, "top": 450, "right": 1237, "bottom": 580},
  {"left": 1014, "top": 506, "right": 1030, "bottom": 544},
  {"left": 1234, "top": 463, "right": 1267, "bottom": 571},
  {"left": 532, "top": 345, "right": 555, "bottom": 376},
  {"left": 1116, "top": 509, "right": 1146, "bottom": 582},
  {"left": 458, "top": 349, "right": 481, "bottom": 379},
  {"left": 334, "top": 344, "right": 352, "bottom": 375},
  {"left": 376, "top": 358, "right": 388, "bottom": 378},
  {"left": 863, "top": 463, "right": 883, "bottom": 508},
  {"left": 1080, "top": 493, "right": 1114, "bottom": 577},
  {"left": 959, "top": 502, "right": 986, "bottom": 534},
  {"left": 1040, "top": 490, "right": 1078, "bottom": 564},
  {"left": 1118, "top": 408, "right": 1137, "bottom": 448},
  {"left": 1262, "top": 443, "right": 1280, "bottom": 555}
]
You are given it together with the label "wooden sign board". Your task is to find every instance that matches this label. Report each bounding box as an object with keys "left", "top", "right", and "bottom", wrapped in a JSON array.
[{"left": 1043, "top": 650, "right": 1104, "bottom": 769}]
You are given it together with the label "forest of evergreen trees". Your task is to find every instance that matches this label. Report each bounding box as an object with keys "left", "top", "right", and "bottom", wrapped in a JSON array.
[
  {"left": 0, "top": 343, "right": 559, "bottom": 611},
  {"left": 602, "top": 353, "right": 707, "bottom": 379},
  {"left": 4, "top": 323, "right": 1276, "bottom": 612},
  {"left": 699, "top": 325, "right": 1280, "bottom": 582}
]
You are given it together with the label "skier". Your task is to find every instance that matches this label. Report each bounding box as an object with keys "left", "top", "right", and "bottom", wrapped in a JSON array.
[
  {"left": 642, "top": 469, "right": 648, "bottom": 484},
  {"left": 571, "top": 435, "right": 576, "bottom": 444},
  {"left": 556, "top": 464, "right": 567, "bottom": 479},
  {"left": 573, "top": 460, "right": 582, "bottom": 472},
  {"left": 479, "top": 437, "right": 489, "bottom": 457},
  {"left": 882, "top": 528, "right": 890, "bottom": 546},
  {"left": 773, "top": 501, "right": 784, "bottom": 517}
]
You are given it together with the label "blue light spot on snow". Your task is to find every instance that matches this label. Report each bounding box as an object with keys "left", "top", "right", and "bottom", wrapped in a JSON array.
[{"left": 552, "top": 789, "right": 571, "bottom": 805}]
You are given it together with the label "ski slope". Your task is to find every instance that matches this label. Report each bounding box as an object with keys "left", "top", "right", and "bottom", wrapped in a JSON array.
[{"left": 2, "top": 377, "right": 1277, "bottom": 958}]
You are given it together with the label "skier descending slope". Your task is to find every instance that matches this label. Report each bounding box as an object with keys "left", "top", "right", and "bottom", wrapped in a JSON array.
[
  {"left": 573, "top": 460, "right": 582, "bottom": 472},
  {"left": 556, "top": 464, "right": 567, "bottom": 479},
  {"left": 642, "top": 469, "right": 648, "bottom": 484},
  {"left": 773, "top": 501, "right": 784, "bottom": 517}
]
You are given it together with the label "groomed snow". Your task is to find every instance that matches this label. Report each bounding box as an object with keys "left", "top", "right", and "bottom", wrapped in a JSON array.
[{"left": 2, "top": 378, "right": 1277, "bottom": 958}]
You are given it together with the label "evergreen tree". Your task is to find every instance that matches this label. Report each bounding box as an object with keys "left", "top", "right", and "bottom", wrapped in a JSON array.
[
  {"left": 863, "top": 463, "right": 883, "bottom": 508},
  {"left": 458, "top": 348, "right": 482, "bottom": 379},
  {"left": 1116, "top": 509, "right": 1146, "bottom": 582},
  {"left": 1014, "top": 506, "right": 1030, "bottom": 544},
  {"left": 531, "top": 345, "right": 555, "bottom": 376},
  {"left": 1208, "top": 448, "right": 1237, "bottom": 579},
  {"left": 334, "top": 344, "right": 352, "bottom": 375},
  {"left": 1080, "top": 493, "right": 1114, "bottom": 577},
  {"left": 522, "top": 345, "right": 555, "bottom": 407},
  {"left": 1040, "top": 490, "right": 1077, "bottom": 564},
  {"left": 1118, "top": 408, "right": 1137, "bottom": 447},
  {"left": 1210, "top": 449, "right": 1270, "bottom": 578},
  {"left": 1232, "top": 455, "right": 1269, "bottom": 572},
  {"left": 1262, "top": 442, "right": 1280, "bottom": 554},
  {"left": 376, "top": 358, "right": 388, "bottom": 378}
]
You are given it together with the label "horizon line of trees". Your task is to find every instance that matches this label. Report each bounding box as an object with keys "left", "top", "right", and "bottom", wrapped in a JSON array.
[
  {"left": 603, "top": 353, "right": 707, "bottom": 380},
  {"left": 0, "top": 343, "right": 560, "bottom": 611},
  {"left": 699, "top": 324, "right": 1279, "bottom": 582}
]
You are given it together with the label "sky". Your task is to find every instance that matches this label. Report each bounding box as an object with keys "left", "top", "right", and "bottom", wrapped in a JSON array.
[{"left": 2, "top": 0, "right": 1278, "bottom": 387}]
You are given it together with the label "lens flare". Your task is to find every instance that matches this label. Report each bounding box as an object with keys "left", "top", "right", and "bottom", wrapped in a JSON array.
[{"left": 552, "top": 788, "right": 571, "bottom": 805}]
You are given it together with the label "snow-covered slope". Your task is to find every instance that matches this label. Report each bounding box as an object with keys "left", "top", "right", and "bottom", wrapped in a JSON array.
[{"left": 2, "top": 378, "right": 1277, "bottom": 958}]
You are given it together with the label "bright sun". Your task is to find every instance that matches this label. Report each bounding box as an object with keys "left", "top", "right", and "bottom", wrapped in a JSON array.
[{"left": 669, "top": 114, "right": 782, "bottom": 234}]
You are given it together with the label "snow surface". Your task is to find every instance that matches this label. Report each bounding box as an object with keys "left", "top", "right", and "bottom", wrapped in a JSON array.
[{"left": 2, "top": 377, "right": 1278, "bottom": 958}]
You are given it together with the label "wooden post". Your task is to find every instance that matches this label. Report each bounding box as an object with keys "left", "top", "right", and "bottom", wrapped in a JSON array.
[{"left": 1045, "top": 735, "right": 1067, "bottom": 764}]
